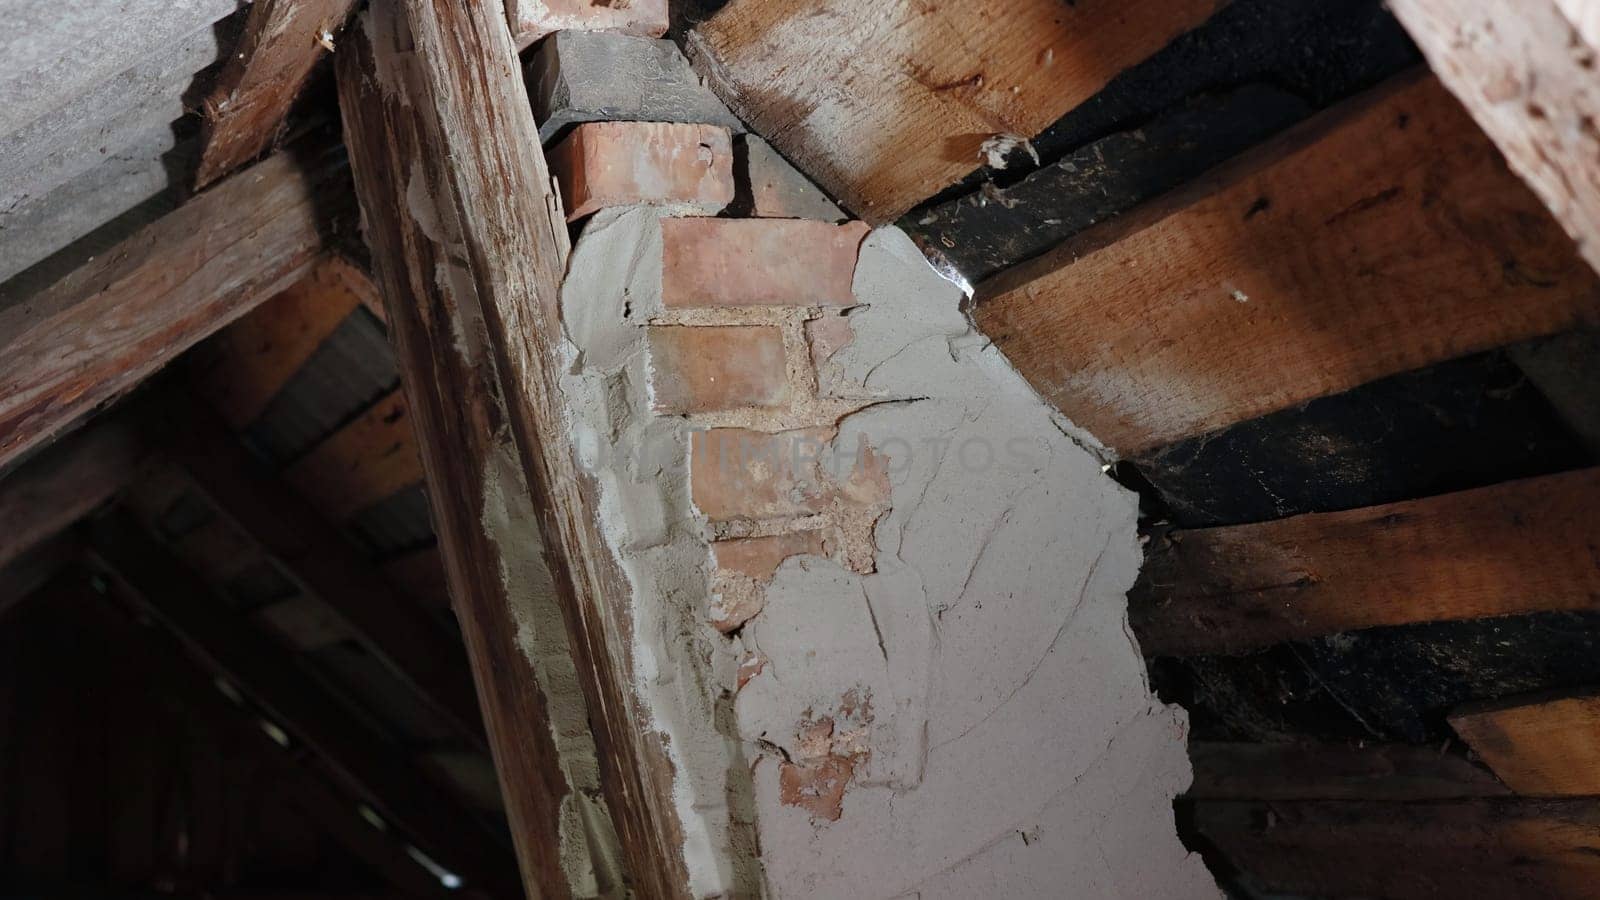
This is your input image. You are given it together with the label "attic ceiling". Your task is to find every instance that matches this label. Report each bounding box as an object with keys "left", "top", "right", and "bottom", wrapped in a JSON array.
[{"left": 2, "top": 0, "right": 1599, "bottom": 897}]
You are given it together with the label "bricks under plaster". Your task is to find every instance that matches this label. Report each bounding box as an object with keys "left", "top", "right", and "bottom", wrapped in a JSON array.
[{"left": 554, "top": 166, "right": 1215, "bottom": 899}]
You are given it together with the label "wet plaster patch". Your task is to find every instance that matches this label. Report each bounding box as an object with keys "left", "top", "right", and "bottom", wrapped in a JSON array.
[{"left": 736, "top": 229, "right": 1220, "bottom": 898}]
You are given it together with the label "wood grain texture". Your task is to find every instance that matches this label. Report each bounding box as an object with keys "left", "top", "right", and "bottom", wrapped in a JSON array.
[
  {"left": 340, "top": 3, "right": 667, "bottom": 895},
  {"left": 196, "top": 0, "right": 359, "bottom": 187},
  {"left": 0, "top": 420, "right": 143, "bottom": 571},
  {"left": 1187, "top": 742, "right": 1509, "bottom": 801},
  {"left": 1194, "top": 797, "right": 1600, "bottom": 899},
  {"left": 0, "top": 145, "right": 349, "bottom": 471},
  {"left": 84, "top": 513, "right": 520, "bottom": 897},
  {"left": 1130, "top": 467, "right": 1600, "bottom": 656},
  {"left": 1389, "top": 0, "right": 1600, "bottom": 277},
  {"left": 285, "top": 387, "right": 424, "bottom": 521},
  {"left": 976, "top": 72, "right": 1600, "bottom": 454},
  {"left": 688, "top": 0, "right": 1226, "bottom": 223},
  {"left": 164, "top": 400, "right": 488, "bottom": 753},
  {"left": 192, "top": 257, "right": 370, "bottom": 429},
  {"left": 1450, "top": 690, "right": 1600, "bottom": 796}
]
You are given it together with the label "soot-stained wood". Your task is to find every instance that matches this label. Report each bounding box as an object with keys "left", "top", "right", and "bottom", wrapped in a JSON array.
[
  {"left": 974, "top": 72, "right": 1600, "bottom": 455},
  {"left": 1131, "top": 468, "right": 1600, "bottom": 656},
  {"left": 1152, "top": 611, "right": 1600, "bottom": 745},
  {"left": 1192, "top": 796, "right": 1600, "bottom": 898},
  {"left": 1186, "top": 741, "right": 1509, "bottom": 801},
  {"left": 905, "top": 0, "right": 1421, "bottom": 281},
  {"left": 908, "top": 86, "right": 1308, "bottom": 285},
  {"left": 1133, "top": 350, "right": 1594, "bottom": 529}
]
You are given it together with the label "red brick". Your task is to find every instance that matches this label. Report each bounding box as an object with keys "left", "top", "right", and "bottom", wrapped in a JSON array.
[
  {"left": 661, "top": 218, "right": 869, "bottom": 308},
  {"left": 509, "top": 0, "right": 668, "bottom": 48},
  {"left": 647, "top": 325, "right": 788, "bottom": 414},
  {"left": 805, "top": 314, "right": 855, "bottom": 371},
  {"left": 690, "top": 428, "right": 834, "bottom": 522},
  {"left": 711, "top": 531, "right": 826, "bottom": 580},
  {"left": 549, "top": 122, "right": 734, "bottom": 221}
]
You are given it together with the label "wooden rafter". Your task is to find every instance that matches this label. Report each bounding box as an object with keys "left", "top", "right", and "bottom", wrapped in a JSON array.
[
  {"left": 160, "top": 398, "right": 487, "bottom": 752},
  {"left": 0, "top": 145, "right": 350, "bottom": 471},
  {"left": 1130, "top": 467, "right": 1600, "bottom": 656},
  {"left": 83, "top": 511, "right": 520, "bottom": 898},
  {"left": 975, "top": 72, "right": 1600, "bottom": 455},
  {"left": 689, "top": 0, "right": 1227, "bottom": 222},
  {"left": 338, "top": 1, "right": 684, "bottom": 894},
  {"left": 1389, "top": 0, "right": 1600, "bottom": 277},
  {"left": 196, "top": 0, "right": 361, "bottom": 188}
]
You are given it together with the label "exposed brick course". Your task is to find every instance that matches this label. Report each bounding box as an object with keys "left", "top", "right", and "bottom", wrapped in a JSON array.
[
  {"left": 660, "top": 218, "right": 869, "bottom": 308},
  {"left": 549, "top": 121, "right": 734, "bottom": 220},
  {"left": 647, "top": 325, "right": 788, "bottom": 414}
]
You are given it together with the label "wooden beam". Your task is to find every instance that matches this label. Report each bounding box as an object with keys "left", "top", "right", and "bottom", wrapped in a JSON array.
[
  {"left": 0, "top": 145, "right": 349, "bottom": 470},
  {"left": 82, "top": 512, "right": 520, "bottom": 898},
  {"left": 1450, "top": 689, "right": 1600, "bottom": 795},
  {"left": 1186, "top": 742, "right": 1509, "bottom": 802},
  {"left": 284, "top": 387, "right": 424, "bottom": 522},
  {"left": 192, "top": 256, "right": 377, "bottom": 430},
  {"left": 0, "top": 419, "right": 144, "bottom": 571},
  {"left": 160, "top": 399, "right": 487, "bottom": 752},
  {"left": 195, "top": 0, "right": 360, "bottom": 188},
  {"left": 1130, "top": 467, "right": 1600, "bottom": 656},
  {"left": 62, "top": 575, "right": 459, "bottom": 900},
  {"left": 1193, "top": 797, "right": 1600, "bottom": 898},
  {"left": 688, "top": 0, "right": 1226, "bottom": 223},
  {"left": 975, "top": 71, "right": 1600, "bottom": 455},
  {"left": 1389, "top": 0, "right": 1600, "bottom": 277},
  {"left": 338, "top": 2, "right": 681, "bottom": 895}
]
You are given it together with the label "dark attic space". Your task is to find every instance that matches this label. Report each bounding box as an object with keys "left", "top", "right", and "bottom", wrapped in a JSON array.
[{"left": 2, "top": 0, "right": 1598, "bottom": 898}]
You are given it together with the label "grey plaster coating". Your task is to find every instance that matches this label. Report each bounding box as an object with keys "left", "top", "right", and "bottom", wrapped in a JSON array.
[
  {"left": 559, "top": 204, "right": 1218, "bottom": 897},
  {"left": 736, "top": 228, "right": 1218, "bottom": 898}
]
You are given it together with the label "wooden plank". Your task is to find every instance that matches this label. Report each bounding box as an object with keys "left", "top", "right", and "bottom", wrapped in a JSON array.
[
  {"left": 0, "top": 145, "right": 349, "bottom": 470},
  {"left": 1389, "top": 0, "right": 1600, "bottom": 277},
  {"left": 83, "top": 512, "right": 519, "bottom": 897},
  {"left": 192, "top": 257, "right": 371, "bottom": 429},
  {"left": 1193, "top": 797, "right": 1600, "bottom": 899},
  {"left": 975, "top": 71, "right": 1600, "bottom": 455},
  {"left": 0, "top": 420, "right": 144, "bottom": 571},
  {"left": 1450, "top": 690, "right": 1600, "bottom": 796},
  {"left": 338, "top": 3, "right": 679, "bottom": 895},
  {"left": 162, "top": 399, "right": 487, "bottom": 751},
  {"left": 195, "top": 0, "right": 360, "bottom": 188},
  {"left": 688, "top": 0, "right": 1226, "bottom": 223},
  {"left": 1130, "top": 467, "right": 1600, "bottom": 656},
  {"left": 284, "top": 388, "right": 424, "bottom": 522},
  {"left": 1186, "top": 742, "right": 1509, "bottom": 801}
]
